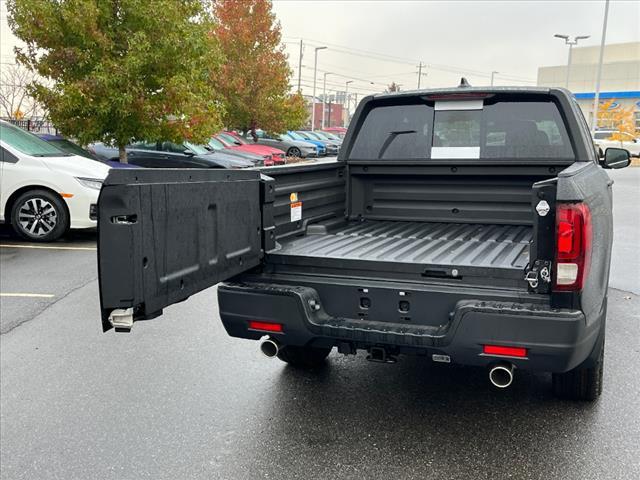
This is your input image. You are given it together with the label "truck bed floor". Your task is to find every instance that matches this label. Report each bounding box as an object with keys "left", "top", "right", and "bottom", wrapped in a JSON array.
[{"left": 272, "top": 220, "right": 532, "bottom": 270}]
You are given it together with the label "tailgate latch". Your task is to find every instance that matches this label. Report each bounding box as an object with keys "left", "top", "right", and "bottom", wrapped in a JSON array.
[{"left": 524, "top": 260, "right": 552, "bottom": 292}]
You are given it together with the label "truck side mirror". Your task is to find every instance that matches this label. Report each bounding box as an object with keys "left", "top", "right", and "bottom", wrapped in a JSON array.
[{"left": 601, "top": 147, "right": 630, "bottom": 169}]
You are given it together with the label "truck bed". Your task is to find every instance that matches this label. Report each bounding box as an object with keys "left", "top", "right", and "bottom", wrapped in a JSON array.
[{"left": 271, "top": 220, "right": 531, "bottom": 271}]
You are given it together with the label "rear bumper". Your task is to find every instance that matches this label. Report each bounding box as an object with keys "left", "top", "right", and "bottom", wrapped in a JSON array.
[{"left": 218, "top": 282, "right": 600, "bottom": 373}]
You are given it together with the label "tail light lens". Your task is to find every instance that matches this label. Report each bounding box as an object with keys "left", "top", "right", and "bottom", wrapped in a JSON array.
[{"left": 554, "top": 203, "right": 591, "bottom": 291}]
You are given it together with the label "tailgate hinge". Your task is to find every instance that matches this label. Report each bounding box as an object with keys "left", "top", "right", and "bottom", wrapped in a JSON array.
[
  {"left": 524, "top": 260, "right": 552, "bottom": 293},
  {"left": 108, "top": 308, "right": 134, "bottom": 332}
]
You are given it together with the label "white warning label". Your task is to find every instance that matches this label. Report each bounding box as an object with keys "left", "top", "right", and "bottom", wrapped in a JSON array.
[{"left": 290, "top": 201, "right": 302, "bottom": 222}]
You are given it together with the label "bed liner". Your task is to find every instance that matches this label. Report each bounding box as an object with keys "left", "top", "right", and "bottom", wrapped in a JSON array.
[{"left": 270, "top": 220, "right": 532, "bottom": 272}]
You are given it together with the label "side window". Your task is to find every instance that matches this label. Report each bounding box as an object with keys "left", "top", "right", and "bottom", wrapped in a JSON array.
[
  {"left": 162, "top": 142, "right": 187, "bottom": 153},
  {"left": 131, "top": 141, "right": 158, "bottom": 151},
  {"left": 0, "top": 146, "right": 19, "bottom": 163},
  {"left": 350, "top": 103, "right": 433, "bottom": 160}
]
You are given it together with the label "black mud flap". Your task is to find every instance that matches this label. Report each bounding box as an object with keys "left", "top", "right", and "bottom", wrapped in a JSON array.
[{"left": 97, "top": 169, "right": 265, "bottom": 332}]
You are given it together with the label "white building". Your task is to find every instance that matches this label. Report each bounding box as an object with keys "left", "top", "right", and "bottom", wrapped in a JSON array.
[{"left": 537, "top": 42, "right": 640, "bottom": 131}]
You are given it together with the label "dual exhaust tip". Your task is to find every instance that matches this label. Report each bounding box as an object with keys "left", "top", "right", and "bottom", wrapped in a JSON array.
[
  {"left": 489, "top": 362, "right": 515, "bottom": 388},
  {"left": 259, "top": 336, "right": 280, "bottom": 358},
  {"left": 261, "top": 337, "right": 515, "bottom": 388}
]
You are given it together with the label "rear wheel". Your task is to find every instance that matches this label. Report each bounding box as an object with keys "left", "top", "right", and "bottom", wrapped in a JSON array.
[
  {"left": 552, "top": 339, "right": 604, "bottom": 401},
  {"left": 277, "top": 345, "right": 331, "bottom": 368},
  {"left": 287, "top": 147, "right": 302, "bottom": 157},
  {"left": 10, "top": 189, "right": 69, "bottom": 242}
]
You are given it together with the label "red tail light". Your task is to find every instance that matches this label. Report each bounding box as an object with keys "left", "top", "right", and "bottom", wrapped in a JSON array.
[
  {"left": 248, "top": 321, "right": 283, "bottom": 333},
  {"left": 483, "top": 345, "right": 527, "bottom": 358},
  {"left": 554, "top": 203, "right": 591, "bottom": 291}
]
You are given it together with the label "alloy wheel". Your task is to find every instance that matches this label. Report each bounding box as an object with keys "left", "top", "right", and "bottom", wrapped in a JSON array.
[{"left": 18, "top": 197, "right": 58, "bottom": 237}]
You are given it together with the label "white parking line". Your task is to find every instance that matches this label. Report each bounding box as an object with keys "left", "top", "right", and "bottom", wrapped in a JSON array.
[
  {"left": 0, "top": 293, "right": 55, "bottom": 298},
  {"left": 0, "top": 244, "right": 96, "bottom": 251}
]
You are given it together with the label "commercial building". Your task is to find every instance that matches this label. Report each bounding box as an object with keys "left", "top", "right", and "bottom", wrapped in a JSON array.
[{"left": 537, "top": 42, "right": 640, "bottom": 132}]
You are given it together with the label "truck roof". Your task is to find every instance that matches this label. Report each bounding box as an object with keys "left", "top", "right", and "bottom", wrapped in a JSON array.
[{"left": 369, "top": 85, "right": 569, "bottom": 101}]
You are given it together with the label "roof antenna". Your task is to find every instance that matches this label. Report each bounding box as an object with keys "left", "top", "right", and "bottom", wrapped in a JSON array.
[{"left": 458, "top": 77, "right": 471, "bottom": 88}]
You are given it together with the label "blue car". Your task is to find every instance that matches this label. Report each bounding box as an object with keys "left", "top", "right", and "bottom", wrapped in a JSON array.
[
  {"left": 37, "top": 134, "right": 137, "bottom": 168},
  {"left": 285, "top": 131, "right": 326, "bottom": 156}
]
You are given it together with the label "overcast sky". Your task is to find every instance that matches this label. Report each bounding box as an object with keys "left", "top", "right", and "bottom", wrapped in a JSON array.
[
  {"left": 273, "top": 0, "right": 639, "bottom": 96},
  {"left": 2, "top": 0, "right": 638, "bottom": 98}
]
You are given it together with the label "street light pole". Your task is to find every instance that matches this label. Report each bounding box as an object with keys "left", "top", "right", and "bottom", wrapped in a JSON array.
[
  {"left": 490, "top": 71, "right": 498, "bottom": 86},
  {"left": 311, "top": 46, "right": 327, "bottom": 131},
  {"left": 591, "top": 0, "right": 610, "bottom": 133},
  {"left": 297, "top": 39, "right": 303, "bottom": 92},
  {"left": 554, "top": 34, "right": 590, "bottom": 89},
  {"left": 322, "top": 72, "right": 333, "bottom": 129}
]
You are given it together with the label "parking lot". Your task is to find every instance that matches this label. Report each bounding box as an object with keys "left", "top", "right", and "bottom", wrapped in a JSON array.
[{"left": 1, "top": 167, "right": 639, "bottom": 480}]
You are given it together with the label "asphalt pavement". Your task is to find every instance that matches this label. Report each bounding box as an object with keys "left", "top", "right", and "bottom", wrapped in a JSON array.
[{"left": 1, "top": 168, "right": 639, "bottom": 480}]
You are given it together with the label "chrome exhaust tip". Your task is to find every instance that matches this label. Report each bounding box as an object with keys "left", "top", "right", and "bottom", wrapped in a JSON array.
[
  {"left": 259, "top": 337, "right": 279, "bottom": 358},
  {"left": 489, "top": 362, "right": 515, "bottom": 388}
]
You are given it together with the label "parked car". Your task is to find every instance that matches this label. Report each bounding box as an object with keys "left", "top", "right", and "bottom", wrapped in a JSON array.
[
  {"left": 323, "top": 126, "right": 347, "bottom": 139},
  {"left": 592, "top": 130, "right": 640, "bottom": 157},
  {"left": 90, "top": 141, "right": 253, "bottom": 169},
  {"left": 248, "top": 131, "right": 318, "bottom": 158},
  {"left": 97, "top": 86, "right": 631, "bottom": 402},
  {"left": 286, "top": 131, "right": 327, "bottom": 156},
  {"left": 218, "top": 131, "right": 286, "bottom": 164},
  {"left": 314, "top": 130, "right": 343, "bottom": 144},
  {"left": 37, "top": 134, "right": 138, "bottom": 169},
  {"left": 207, "top": 136, "right": 270, "bottom": 166},
  {"left": 298, "top": 130, "right": 341, "bottom": 155},
  {"left": 0, "top": 120, "right": 110, "bottom": 241}
]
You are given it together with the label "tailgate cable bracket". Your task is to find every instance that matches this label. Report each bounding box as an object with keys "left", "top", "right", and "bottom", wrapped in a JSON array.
[{"left": 524, "top": 260, "right": 552, "bottom": 292}]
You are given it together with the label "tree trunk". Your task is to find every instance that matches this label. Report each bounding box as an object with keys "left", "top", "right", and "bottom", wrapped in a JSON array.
[
  {"left": 250, "top": 120, "right": 258, "bottom": 143},
  {"left": 118, "top": 145, "right": 128, "bottom": 164}
]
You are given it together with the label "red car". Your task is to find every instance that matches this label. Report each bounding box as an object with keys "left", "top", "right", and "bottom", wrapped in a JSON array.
[
  {"left": 217, "top": 132, "right": 286, "bottom": 165},
  {"left": 322, "top": 127, "right": 347, "bottom": 139}
]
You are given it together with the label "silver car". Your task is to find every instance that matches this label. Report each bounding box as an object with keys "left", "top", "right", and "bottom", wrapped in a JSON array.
[{"left": 249, "top": 131, "right": 318, "bottom": 158}]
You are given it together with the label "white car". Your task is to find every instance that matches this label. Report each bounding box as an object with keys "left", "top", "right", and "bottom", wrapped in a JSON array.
[
  {"left": 0, "top": 121, "right": 110, "bottom": 242},
  {"left": 593, "top": 130, "right": 640, "bottom": 157}
]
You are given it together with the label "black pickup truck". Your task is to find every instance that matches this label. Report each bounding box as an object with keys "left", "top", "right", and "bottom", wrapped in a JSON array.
[{"left": 97, "top": 86, "right": 631, "bottom": 401}]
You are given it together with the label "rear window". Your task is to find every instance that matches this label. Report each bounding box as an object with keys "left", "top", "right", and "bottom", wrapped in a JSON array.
[{"left": 348, "top": 96, "right": 574, "bottom": 161}]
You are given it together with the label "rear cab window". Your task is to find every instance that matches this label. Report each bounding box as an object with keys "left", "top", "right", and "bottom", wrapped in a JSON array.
[{"left": 348, "top": 93, "right": 575, "bottom": 162}]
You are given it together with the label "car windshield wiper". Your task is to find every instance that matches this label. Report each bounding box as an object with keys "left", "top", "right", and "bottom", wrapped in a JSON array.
[{"left": 33, "top": 153, "right": 74, "bottom": 157}]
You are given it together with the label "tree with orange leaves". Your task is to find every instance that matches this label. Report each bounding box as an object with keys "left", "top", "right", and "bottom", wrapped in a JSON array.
[
  {"left": 211, "top": 0, "right": 307, "bottom": 138},
  {"left": 596, "top": 99, "right": 636, "bottom": 140}
]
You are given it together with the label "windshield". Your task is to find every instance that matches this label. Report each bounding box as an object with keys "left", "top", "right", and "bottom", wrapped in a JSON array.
[
  {"left": 0, "top": 122, "right": 71, "bottom": 157},
  {"left": 287, "top": 131, "right": 305, "bottom": 141},
  {"left": 219, "top": 132, "right": 244, "bottom": 145},
  {"left": 184, "top": 141, "right": 210, "bottom": 155},
  {"left": 311, "top": 131, "right": 330, "bottom": 140},
  {"left": 304, "top": 131, "right": 323, "bottom": 140},
  {"left": 48, "top": 139, "right": 97, "bottom": 159},
  {"left": 208, "top": 137, "right": 226, "bottom": 150}
]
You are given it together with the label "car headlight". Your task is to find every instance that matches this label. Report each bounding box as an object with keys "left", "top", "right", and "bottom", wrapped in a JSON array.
[{"left": 75, "top": 177, "right": 104, "bottom": 190}]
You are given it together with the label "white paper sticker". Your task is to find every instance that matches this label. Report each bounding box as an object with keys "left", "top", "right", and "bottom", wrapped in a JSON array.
[{"left": 290, "top": 201, "right": 302, "bottom": 222}]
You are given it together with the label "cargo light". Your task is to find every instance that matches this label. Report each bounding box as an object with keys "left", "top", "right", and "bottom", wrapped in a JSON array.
[
  {"left": 483, "top": 345, "right": 527, "bottom": 358},
  {"left": 248, "top": 321, "right": 283, "bottom": 333},
  {"left": 554, "top": 203, "right": 591, "bottom": 291}
]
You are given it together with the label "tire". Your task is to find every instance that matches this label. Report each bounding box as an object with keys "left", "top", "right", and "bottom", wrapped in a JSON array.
[
  {"left": 277, "top": 345, "right": 331, "bottom": 368},
  {"left": 10, "top": 189, "right": 69, "bottom": 242},
  {"left": 287, "top": 147, "right": 302, "bottom": 157},
  {"left": 552, "top": 338, "right": 604, "bottom": 401}
]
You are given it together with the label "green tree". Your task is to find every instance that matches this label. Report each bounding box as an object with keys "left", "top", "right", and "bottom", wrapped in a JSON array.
[
  {"left": 8, "top": 0, "right": 224, "bottom": 162},
  {"left": 211, "top": 0, "right": 307, "bottom": 138}
]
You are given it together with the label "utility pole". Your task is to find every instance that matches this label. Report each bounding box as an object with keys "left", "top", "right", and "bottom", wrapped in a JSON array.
[
  {"left": 311, "top": 46, "right": 327, "bottom": 131},
  {"left": 554, "top": 33, "right": 590, "bottom": 89},
  {"left": 417, "top": 62, "right": 424, "bottom": 89},
  {"left": 322, "top": 72, "right": 333, "bottom": 129},
  {"left": 297, "top": 39, "right": 303, "bottom": 92},
  {"left": 591, "top": 0, "right": 610, "bottom": 133},
  {"left": 490, "top": 71, "right": 498, "bottom": 86},
  {"left": 345, "top": 80, "right": 353, "bottom": 125}
]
